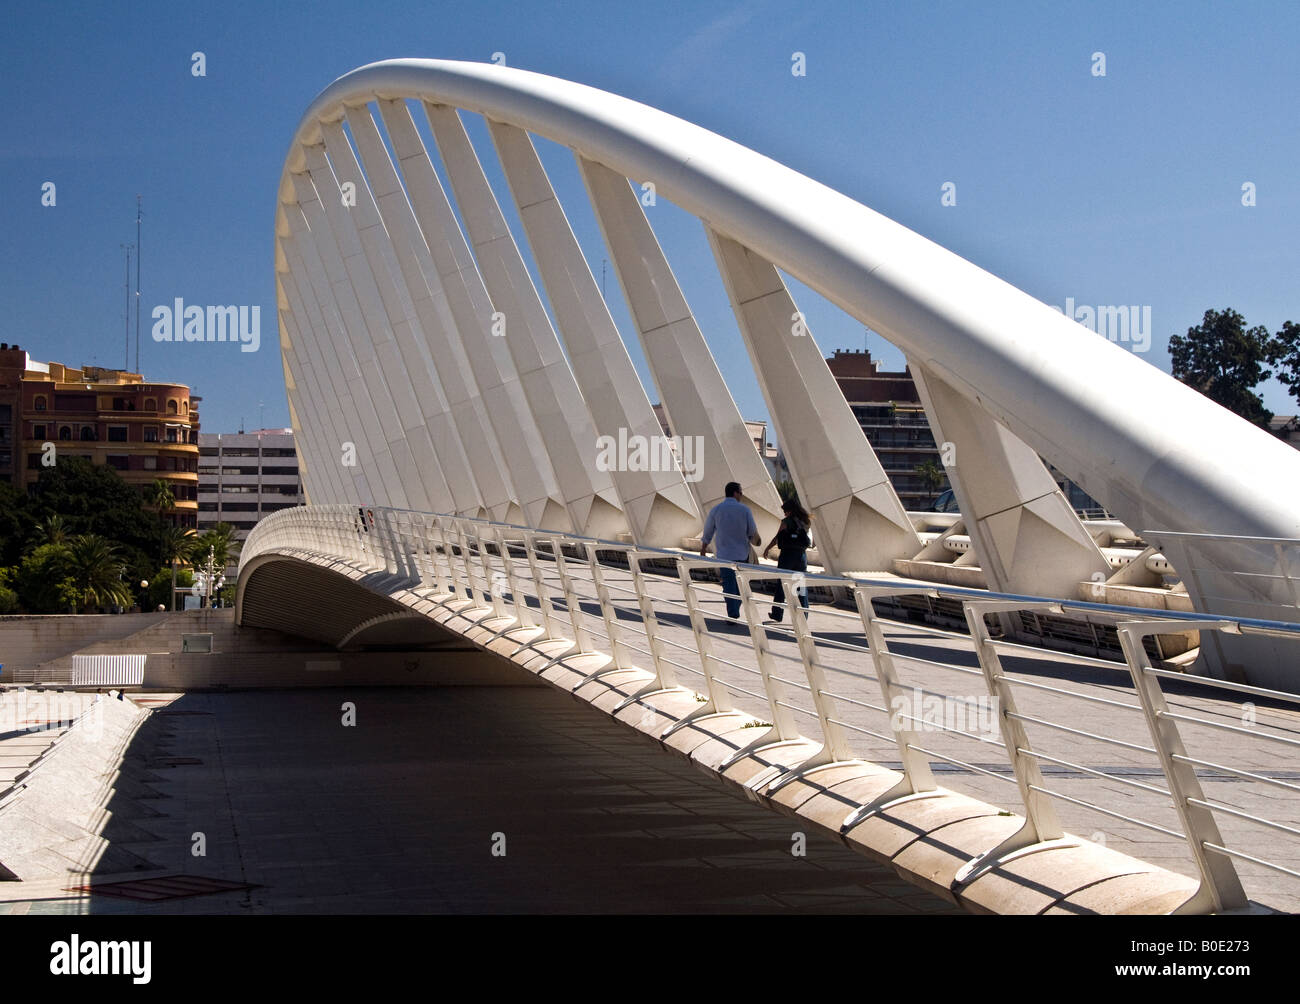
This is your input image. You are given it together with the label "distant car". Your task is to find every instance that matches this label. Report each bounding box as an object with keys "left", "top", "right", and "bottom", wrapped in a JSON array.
[{"left": 931, "top": 489, "right": 960, "bottom": 513}]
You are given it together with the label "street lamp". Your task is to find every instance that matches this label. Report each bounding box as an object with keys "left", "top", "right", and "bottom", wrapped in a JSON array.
[{"left": 192, "top": 546, "right": 226, "bottom": 608}]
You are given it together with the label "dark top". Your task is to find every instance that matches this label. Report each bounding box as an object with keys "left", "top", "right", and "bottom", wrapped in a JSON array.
[{"left": 774, "top": 516, "right": 811, "bottom": 570}]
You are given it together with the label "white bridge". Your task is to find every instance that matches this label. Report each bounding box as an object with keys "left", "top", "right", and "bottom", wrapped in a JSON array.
[{"left": 243, "top": 59, "right": 1300, "bottom": 914}]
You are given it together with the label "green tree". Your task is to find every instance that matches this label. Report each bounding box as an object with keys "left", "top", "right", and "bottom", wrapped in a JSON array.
[
  {"left": 0, "top": 567, "right": 18, "bottom": 614},
  {"left": 158, "top": 526, "right": 196, "bottom": 612},
  {"left": 30, "top": 513, "right": 70, "bottom": 550},
  {"left": 144, "top": 478, "right": 176, "bottom": 518},
  {"left": 65, "top": 534, "right": 132, "bottom": 612},
  {"left": 191, "top": 522, "right": 238, "bottom": 572},
  {"left": 1168, "top": 308, "right": 1274, "bottom": 427},
  {"left": 146, "top": 565, "right": 193, "bottom": 611},
  {"left": 26, "top": 457, "right": 164, "bottom": 567},
  {"left": 1267, "top": 319, "right": 1300, "bottom": 409},
  {"left": 15, "top": 543, "right": 78, "bottom": 613},
  {"left": 0, "top": 481, "right": 27, "bottom": 567},
  {"left": 916, "top": 459, "right": 948, "bottom": 496}
]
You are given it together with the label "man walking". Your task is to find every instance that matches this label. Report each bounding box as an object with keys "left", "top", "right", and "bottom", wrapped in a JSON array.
[{"left": 700, "top": 481, "right": 761, "bottom": 620}]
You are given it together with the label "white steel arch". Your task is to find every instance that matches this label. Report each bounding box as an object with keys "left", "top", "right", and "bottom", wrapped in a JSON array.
[{"left": 275, "top": 58, "right": 1300, "bottom": 645}]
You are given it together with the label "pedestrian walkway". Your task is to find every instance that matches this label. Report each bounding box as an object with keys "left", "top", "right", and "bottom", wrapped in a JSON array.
[{"left": 0, "top": 688, "right": 959, "bottom": 915}]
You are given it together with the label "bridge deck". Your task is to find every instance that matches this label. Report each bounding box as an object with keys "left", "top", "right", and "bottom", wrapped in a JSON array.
[{"left": 518, "top": 558, "right": 1300, "bottom": 913}]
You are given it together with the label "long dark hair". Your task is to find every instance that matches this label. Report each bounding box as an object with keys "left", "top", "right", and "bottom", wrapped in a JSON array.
[{"left": 782, "top": 496, "right": 810, "bottom": 526}]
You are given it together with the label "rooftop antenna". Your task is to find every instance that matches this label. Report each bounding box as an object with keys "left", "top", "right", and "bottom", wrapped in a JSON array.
[
  {"left": 134, "top": 195, "right": 143, "bottom": 373},
  {"left": 239, "top": 416, "right": 245, "bottom": 434},
  {"left": 259, "top": 400, "right": 264, "bottom": 431},
  {"left": 121, "top": 243, "right": 134, "bottom": 369}
]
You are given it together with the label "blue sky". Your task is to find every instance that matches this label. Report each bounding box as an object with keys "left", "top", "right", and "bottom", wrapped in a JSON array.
[{"left": 2, "top": 0, "right": 1297, "bottom": 439}]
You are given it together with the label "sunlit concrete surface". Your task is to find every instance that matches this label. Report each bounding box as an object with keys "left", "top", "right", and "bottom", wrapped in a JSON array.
[{"left": 0, "top": 688, "right": 959, "bottom": 915}]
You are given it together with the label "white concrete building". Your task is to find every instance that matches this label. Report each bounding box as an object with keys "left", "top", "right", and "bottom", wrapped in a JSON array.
[{"left": 198, "top": 429, "right": 304, "bottom": 565}]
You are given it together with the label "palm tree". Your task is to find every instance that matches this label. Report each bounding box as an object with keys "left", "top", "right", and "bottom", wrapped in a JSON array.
[
  {"left": 916, "top": 459, "right": 947, "bottom": 497},
  {"left": 158, "top": 525, "right": 195, "bottom": 611},
  {"left": 66, "top": 534, "right": 131, "bottom": 612},
  {"left": 194, "top": 522, "right": 239, "bottom": 572},
  {"left": 30, "top": 513, "right": 70, "bottom": 549},
  {"left": 145, "top": 478, "right": 176, "bottom": 522}
]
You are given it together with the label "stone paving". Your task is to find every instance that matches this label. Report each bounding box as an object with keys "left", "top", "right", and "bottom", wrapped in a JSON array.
[
  {"left": 0, "top": 688, "right": 960, "bottom": 915},
  {"left": 530, "top": 560, "right": 1300, "bottom": 913},
  {"left": 0, "top": 690, "right": 99, "bottom": 794}
]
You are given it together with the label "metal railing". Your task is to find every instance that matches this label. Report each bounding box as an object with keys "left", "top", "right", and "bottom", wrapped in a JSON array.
[{"left": 241, "top": 503, "right": 1300, "bottom": 913}]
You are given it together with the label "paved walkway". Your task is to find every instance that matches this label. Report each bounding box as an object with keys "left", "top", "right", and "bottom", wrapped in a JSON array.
[{"left": 0, "top": 687, "right": 958, "bottom": 915}]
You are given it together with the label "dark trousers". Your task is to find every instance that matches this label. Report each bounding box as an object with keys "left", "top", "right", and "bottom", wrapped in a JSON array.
[
  {"left": 719, "top": 567, "right": 742, "bottom": 619},
  {"left": 770, "top": 561, "right": 809, "bottom": 621}
]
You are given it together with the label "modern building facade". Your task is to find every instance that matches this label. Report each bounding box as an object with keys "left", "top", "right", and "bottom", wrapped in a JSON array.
[
  {"left": 198, "top": 428, "right": 304, "bottom": 561},
  {"left": 826, "top": 347, "right": 1106, "bottom": 514},
  {"left": 0, "top": 344, "right": 200, "bottom": 526},
  {"left": 825, "top": 348, "right": 946, "bottom": 509}
]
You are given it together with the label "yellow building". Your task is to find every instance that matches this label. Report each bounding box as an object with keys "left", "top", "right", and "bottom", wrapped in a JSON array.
[{"left": 1, "top": 346, "right": 200, "bottom": 527}]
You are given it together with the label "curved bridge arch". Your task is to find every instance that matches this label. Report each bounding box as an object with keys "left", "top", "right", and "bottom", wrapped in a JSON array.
[{"left": 274, "top": 57, "right": 1300, "bottom": 631}]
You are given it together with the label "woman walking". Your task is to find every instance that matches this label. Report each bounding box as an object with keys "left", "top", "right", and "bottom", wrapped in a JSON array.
[{"left": 761, "top": 497, "right": 813, "bottom": 624}]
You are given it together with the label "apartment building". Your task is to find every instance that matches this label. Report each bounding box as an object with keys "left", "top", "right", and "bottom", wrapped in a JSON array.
[
  {"left": 0, "top": 343, "right": 200, "bottom": 526},
  {"left": 198, "top": 428, "right": 303, "bottom": 560}
]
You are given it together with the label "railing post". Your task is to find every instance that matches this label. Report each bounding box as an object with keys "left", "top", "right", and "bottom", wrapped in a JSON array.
[
  {"left": 842, "top": 584, "right": 942, "bottom": 829},
  {"left": 715, "top": 567, "right": 809, "bottom": 771},
  {"left": 583, "top": 542, "right": 633, "bottom": 672},
  {"left": 766, "top": 570, "right": 859, "bottom": 783},
  {"left": 1117, "top": 618, "right": 1249, "bottom": 913},
  {"left": 952, "top": 598, "right": 1073, "bottom": 885},
  {"left": 520, "top": 530, "right": 557, "bottom": 640},
  {"left": 548, "top": 536, "right": 594, "bottom": 654},
  {"left": 470, "top": 521, "right": 507, "bottom": 620},
  {"left": 661, "top": 560, "right": 735, "bottom": 738},
  {"left": 494, "top": 525, "right": 534, "bottom": 629},
  {"left": 451, "top": 518, "right": 484, "bottom": 606},
  {"left": 613, "top": 551, "right": 679, "bottom": 713}
]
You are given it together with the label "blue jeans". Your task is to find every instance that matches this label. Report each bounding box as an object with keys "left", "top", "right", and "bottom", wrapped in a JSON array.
[{"left": 718, "top": 567, "right": 742, "bottom": 620}]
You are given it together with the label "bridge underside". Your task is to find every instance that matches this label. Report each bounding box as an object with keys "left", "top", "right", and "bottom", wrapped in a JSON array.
[{"left": 238, "top": 555, "right": 463, "bottom": 651}]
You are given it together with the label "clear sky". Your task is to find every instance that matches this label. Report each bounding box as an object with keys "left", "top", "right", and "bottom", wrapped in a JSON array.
[{"left": 2, "top": 0, "right": 1297, "bottom": 439}]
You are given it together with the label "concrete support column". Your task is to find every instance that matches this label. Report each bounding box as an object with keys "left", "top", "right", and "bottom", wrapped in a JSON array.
[
  {"left": 707, "top": 228, "right": 920, "bottom": 573},
  {"left": 410, "top": 102, "right": 626, "bottom": 539},
  {"left": 579, "top": 158, "right": 782, "bottom": 537},
  {"left": 484, "top": 118, "right": 700, "bottom": 547},
  {"left": 911, "top": 361, "right": 1108, "bottom": 597}
]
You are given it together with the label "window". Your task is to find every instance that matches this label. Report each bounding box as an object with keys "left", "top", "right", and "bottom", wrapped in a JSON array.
[
  {"left": 55, "top": 394, "right": 94, "bottom": 412},
  {"left": 143, "top": 456, "right": 157, "bottom": 470},
  {"left": 59, "top": 426, "right": 71, "bottom": 441},
  {"left": 34, "top": 396, "right": 46, "bottom": 412},
  {"left": 33, "top": 424, "right": 46, "bottom": 439},
  {"left": 167, "top": 400, "right": 178, "bottom": 415},
  {"left": 27, "top": 453, "right": 42, "bottom": 469},
  {"left": 166, "top": 428, "right": 177, "bottom": 443},
  {"left": 108, "top": 426, "right": 128, "bottom": 442},
  {"left": 80, "top": 426, "right": 97, "bottom": 441},
  {"left": 182, "top": 400, "right": 188, "bottom": 414},
  {"left": 144, "top": 398, "right": 156, "bottom": 412},
  {"left": 143, "top": 427, "right": 157, "bottom": 443},
  {"left": 107, "top": 455, "right": 129, "bottom": 471}
]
